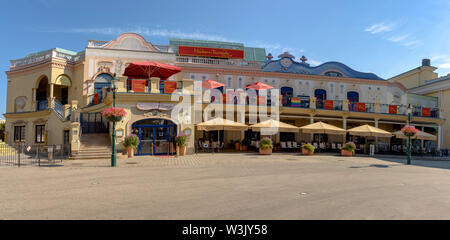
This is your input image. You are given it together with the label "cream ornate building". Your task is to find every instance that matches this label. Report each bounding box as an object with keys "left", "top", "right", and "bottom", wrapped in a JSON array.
[{"left": 3, "top": 33, "right": 445, "bottom": 157}]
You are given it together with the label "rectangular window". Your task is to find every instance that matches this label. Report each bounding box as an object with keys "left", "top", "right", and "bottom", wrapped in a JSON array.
[
  {"left": 14, "top": 126, "right": 25, "bottom": 142},
  {"left": 35, "top": 125, "right": 45, "bottom": 143}
]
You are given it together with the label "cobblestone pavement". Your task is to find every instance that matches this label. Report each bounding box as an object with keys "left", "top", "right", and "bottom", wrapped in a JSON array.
[{"left": 2, "top": 153, "right": 450, "bottom": 219}]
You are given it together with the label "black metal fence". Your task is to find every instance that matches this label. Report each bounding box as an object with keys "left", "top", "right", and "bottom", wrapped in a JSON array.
[{"left": 0, "top": 143, "right": 69, "bottom": 167}]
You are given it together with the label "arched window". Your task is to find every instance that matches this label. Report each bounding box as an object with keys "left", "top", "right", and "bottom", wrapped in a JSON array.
[
  {"left": 347, "top": 91, "right": 359, "bottom": 103},
  {"left": 94, "top": 73, "right": 113, "bottom": 99},
  {"left": 314, "top": 89, "right": 327, "bottom": 100},
  {"left": 324, "top": 71, "right": 343, "bottom": 77},
  {"left": 281, "top": 86, "right": 293, "bottom": 106}
]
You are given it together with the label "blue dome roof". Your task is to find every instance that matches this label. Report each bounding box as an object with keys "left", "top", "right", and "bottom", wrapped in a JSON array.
[{"left": 262, "top": 56, "right": 384, "bottom": 80}]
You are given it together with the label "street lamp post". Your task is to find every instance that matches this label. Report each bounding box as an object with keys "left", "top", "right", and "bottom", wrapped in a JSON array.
[
  {"left": 406, "top": 104, "right": 412, "bottom": 165},
  {"left": 111, "top": 74, "right": 118, "bottom": 167}
]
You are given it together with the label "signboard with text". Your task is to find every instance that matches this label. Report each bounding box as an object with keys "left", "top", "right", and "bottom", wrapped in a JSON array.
[
  {"left": 164, "top": 81, "right": 177, "bottom": 93},
  {"left": 132, "top": 79, "right": 146, "bottom": 93},
  {"left": 178, "top": 45, "right": 244, "bottom": 59}
]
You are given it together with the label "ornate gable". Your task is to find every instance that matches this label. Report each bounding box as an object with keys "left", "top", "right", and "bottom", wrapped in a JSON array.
[{"left": 104, "top": 33, "right": 159, "bottom": 52}]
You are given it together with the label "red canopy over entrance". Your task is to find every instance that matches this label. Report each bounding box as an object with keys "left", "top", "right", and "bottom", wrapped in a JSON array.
[
  {"left": 245, "top": 82, "right": 274, "bottom": 90},
  {"left": 202, "top": 79, "right": 225, "bottom": 89},
  {"left": 123, "top": 61, "right": 182, "bottom": 80}
]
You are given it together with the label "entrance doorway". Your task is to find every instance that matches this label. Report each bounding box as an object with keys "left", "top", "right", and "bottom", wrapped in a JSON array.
[{"left": 131, "top": 119, "right": 177, "bottom": 156}]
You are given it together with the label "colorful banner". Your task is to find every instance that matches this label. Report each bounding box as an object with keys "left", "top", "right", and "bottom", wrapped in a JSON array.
[
  {"left": 324, "top": 100, "right": 334, "bottom": 110},
  {"left": 357, "top": 102, "right": 366, "bottom": 112},
  {"left": 132, "top": 79, "right": 146, "bottom": 93},
  {"left": 422, "top": 107, "right": 431, "bottom": 117},
  {"left": 164, "top": 81, "right": 177, "bottom": 93},
  {"left": 291, "top": 97, "right": 301, "bottom": 107},
  {"left": 178, "top": 45, "right": 244, "bottom": 59},
  {"left": 389, "top": 105, "right": 398, "bottom": 114}
]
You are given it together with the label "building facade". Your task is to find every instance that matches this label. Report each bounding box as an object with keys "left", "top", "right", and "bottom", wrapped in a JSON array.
[{"left": 3, "top": 33, "right": 445, "bottom": 156}]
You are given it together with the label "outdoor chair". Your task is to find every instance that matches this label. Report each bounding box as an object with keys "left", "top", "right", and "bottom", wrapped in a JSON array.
[
  {"left": 281, "top": 142, "right": 287, "bottom": 151},
  {"left": 287, "top": 142, "right": 293, "bottom": 152},
  {"left": 217, "top": 142, "right": 224, "bottom": 152},
  {"left": 292, "top": 142, "right": 298, "bottom": 152}
]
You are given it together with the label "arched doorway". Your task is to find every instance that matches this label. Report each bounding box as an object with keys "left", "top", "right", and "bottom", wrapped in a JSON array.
[
  {"left": 54, "top": 75, "right": 71, "bottom": 105},
  {"left": 36, "top": 77, "right": 49, "bottom": 110},
  {"left": 315, "top": 89, "right": 327, "bottom": 109},
  {"left": 281, "top": 86, "right": 293, "bottom": 106},
  {"left": 131, "top": 118, "right": 177, "bottom": 155},
  {"left": 347, "top": 91, "right": 359, "bottom": 103}
]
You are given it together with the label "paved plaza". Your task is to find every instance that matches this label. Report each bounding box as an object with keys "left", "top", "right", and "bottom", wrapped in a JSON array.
[{"left": 2, "top": 153, "right": 450, "bottom": 219}]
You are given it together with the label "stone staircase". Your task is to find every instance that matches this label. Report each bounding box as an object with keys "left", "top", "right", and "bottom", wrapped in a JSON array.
[
  {"left": 69, "top": 133, "right": 112, "bottom": 160},
  {"left": 0, "top": 141, "right": 17, "bottom": 157}
]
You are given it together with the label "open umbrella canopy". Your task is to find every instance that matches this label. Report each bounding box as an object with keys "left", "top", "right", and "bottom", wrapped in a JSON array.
[
  {"left": 392, "top": 130, "right": 437, "bottom": 141},
  {"left": 123, "top": 61, "right": 182, "bottom": 79},
  {"left": 300, "top": 121, "right": 346, "bottom": 135},
  {"left": 250, "top": 119, "right": 299, "bottom": 133},
  {"left": 245, "top": 82, "right": 274, "bottom": 90},
  {"left": 196, "top": 117, "right": 248, "bottom": 131},
  {"left": 347, "top": 124, "right": 392, "bottom": 138},
  {"left": 202, "top": 79, "right": 225, "bottom": 89}
]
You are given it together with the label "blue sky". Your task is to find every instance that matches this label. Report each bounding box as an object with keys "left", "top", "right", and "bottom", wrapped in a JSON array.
[{"left": 2, "top": 0, "right": 450, "bottom": 117}]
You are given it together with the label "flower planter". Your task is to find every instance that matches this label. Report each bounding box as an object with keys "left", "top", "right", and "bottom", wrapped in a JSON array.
[
  {"left": 241, "top": 145, "right": 248, "bottom": 151},
  {"left": 235, "top": 142, "right": 240, "bottom": 151},
  {"left": 301, "top": 148, "right": 314, "bottom": 155},
  {"left": 259, "top": 148, "right": 272, "bottom": 155},
  {"left": 126, "top": 146, "right": 134, "bottom": 158},
  {"left": 341, "top": 149, "right": 353, "bottom": 156},
  {"left": 178, "top": 146, "right": 187, "bottom": 156},
  {"left": 105, "top": 116, "right": 123, "bottom": 122}
]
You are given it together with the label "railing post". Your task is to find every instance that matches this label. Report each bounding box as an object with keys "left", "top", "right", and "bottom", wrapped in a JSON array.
[{"left": 342, "top": 99, "right": 349, "bottom": 111}]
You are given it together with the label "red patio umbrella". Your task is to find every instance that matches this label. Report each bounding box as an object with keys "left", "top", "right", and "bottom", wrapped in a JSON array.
[
  {"left": 245, "top": 82, "right": 274, "bottom": 90},
  {"left": 202, "top": 79, "right": 225, "bottom": 89},
  {"left": 123, "top": 61, "right": 182, "bottom": 80}
]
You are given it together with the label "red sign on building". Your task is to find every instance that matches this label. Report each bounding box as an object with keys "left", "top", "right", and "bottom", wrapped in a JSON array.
[
  {"left": 132, "top": 79, "right": 146, "bottom": 93},
  {"left": 178, "top": 45, "right": 244, "bottom": 59}
]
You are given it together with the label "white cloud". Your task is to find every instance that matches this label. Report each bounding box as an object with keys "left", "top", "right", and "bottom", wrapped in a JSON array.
[
  {"left": 438, "top": 62, "right": 450, "bottom": 69},
  {"left": 431, "top": 55, "right": 448, "bottom": 61},
  {"left": 308, "top": 60, "right": 322, "bottom": 66},
  {"left": 388, "top": 34, "right": 410, "bottom": 42},
  {"left": 365, "top": 22, "right": 396, "bottom": 34},
  {"left": 402, "top": 40, "right": 422, "bottom": 48}
]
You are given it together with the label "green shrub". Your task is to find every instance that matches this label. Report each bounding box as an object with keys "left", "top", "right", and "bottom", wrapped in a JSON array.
[
  {"left": 301, "top": 143, "right": 315, "bottom": 153},
  {"left": 341, "top": 142, "right": 356, "bottom": 153},
  {"left": 259, "top": 138, "right": 273, "bottom": 150},
  {"left": 123, "top": 134, "right": 140, "bottom": 151},
  {"left": 175, "top": 135, "right": 188, "bottom": 147}
]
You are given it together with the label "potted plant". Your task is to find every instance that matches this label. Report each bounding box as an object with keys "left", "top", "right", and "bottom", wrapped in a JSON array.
[
  {"left": 259, "top": 137, "right": 273, "bottom": 155},
  {"left": 241, "top": 139, "right": 249, "bottom": 151},
  {"left": 401, "top": 125, "right": 419, "bottom": 137},
  {"left": 234, "top": 140, "right": 241, "bottom": 151},
  {"left": 123, "top": 134, "right": 139, "bottom": 158},
  {"left": 341, "top": 142, "right": 356, "bottom": 156},
  {"left": 175, "top": 134, "right": 188, "bottom": 156},
  {"left": 101, "top": 107, "right": 127, "bottom": 122},
  {"left": 301, "top": 143, "right": 315, "bottom": 155}
]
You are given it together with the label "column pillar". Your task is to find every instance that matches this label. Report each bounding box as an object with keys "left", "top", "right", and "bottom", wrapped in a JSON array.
[
  {"left": 310, "top": 114, "right": 314, "bottom": 142},
  {"left": 150, "top": 77, "right": 161, "bottom": 94},
  {"left": 48, "top": 83, "right": 55, "bottom": 108},
  {"left": 343, "top": 117, "right": 347, "bottom": 143},
  {"left": 438, "top": 125, "right": 442, "bottom": 150},
  {"left": 32, "top": 88, "right": 37, "bottom": 110},
  {"left": 421, "top": 126, "right": 425, "bottom": 149},
  {"left": 374, "top": 118, "right": 379, "bottom": 152}
]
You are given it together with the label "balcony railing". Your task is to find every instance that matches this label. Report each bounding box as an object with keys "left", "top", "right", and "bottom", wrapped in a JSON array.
[
  {"left": 316, "top": 100, "right": 343, "bottom": 111},
  {"left": 348, "top": 102, "right": 375, "bottom": 113},
  {"left": 176, "top": 56, "right": 260, "bottom": 68}
]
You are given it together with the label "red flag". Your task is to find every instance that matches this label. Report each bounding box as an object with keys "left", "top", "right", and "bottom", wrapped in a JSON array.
[
  {"left": 324, "top": 100, "right": 334, "bottom": 110},
  {"left": 389, "top": 105, "right": 398, "bottom": 114},
  {"left": 422, "top": 108, "right": 431, "bottom": 117},
  {"left": 357, "top": 102, "right": 366, "bottom": 112}
]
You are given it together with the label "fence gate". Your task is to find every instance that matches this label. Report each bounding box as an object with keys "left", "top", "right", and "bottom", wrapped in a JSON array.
[
  {"left": 0, "top": 144, "right": 68, "bottom": 167},
  {"left": 80, "top": 112, "right": 109, "bottom": 134}
]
